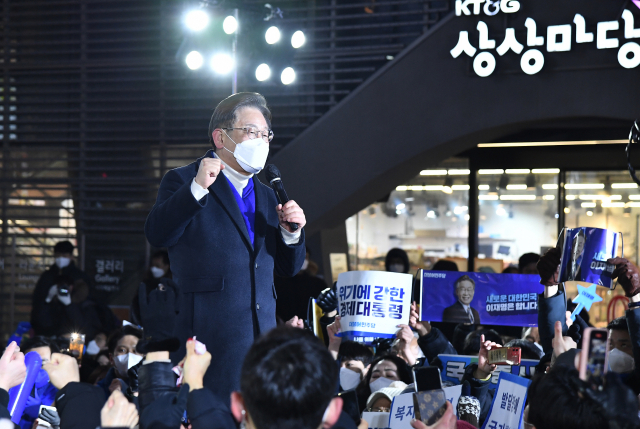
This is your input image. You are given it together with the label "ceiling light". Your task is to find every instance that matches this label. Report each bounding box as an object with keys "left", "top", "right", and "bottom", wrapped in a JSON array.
[
  {"left": 566, "top": 195, "right": 576, "bottom": 200},
  {"left": 426, "top": 210, "right": 437, "bottom": 219},
  {"left": 185, "top": 9, "right": 209, "bottom": 31},
  {"left": 564, "top": 207, "right": 571, "bottom": 213},
  {"left": 464, "top": 214, "right": 470, "bottom": 221},
  {"left": 505, "top": 169, "right": 530, "bottom": 174},
  {"left": 420, "top": 170, "right": 447, "bottom": 176},
  {"left": 628, "top": 202, "right": 640, "bottom": 207},
  {"left": 479, "top": 169, "right": 504, "bottom": 175},
  {"left": 496, "top": 206, "right": 507, "bottom": 216},
  {"left": 506, "top": 184, "right": 527, "bottom": 190},
  {"left": 586, "top": 210, "right": 594, "bottom": 216},
  {"left": 265, "top": 26, "right": 281, "bottom": 44},
  {"left": 478, "top": 185, "right": 490, "bottom": 190},
  {"left": 185, "top": 51, "right": 203, "bottom": 70},
  {"left": 542, "top": 184, "right": 559, "bottom": 189},
  {"left": 452, "top": 185, "right": 470, "bottom": 191},
  {"left": 564, "top": 183, "right": 605, "bottom": 189},
  {"left": 532, "top": 168, "right": 560, "bottom": 174},
  {"left": 442, "top": 187, "right": 453, "bottom": 194},
  {"left": 291, "top": 30, "right": 305, "bottom": 48},
  {"left": 543, "top": 195, "right": 556, "bottom": 200},
  {"left": 581, "top": 202, "right": 596, "bottom": 208},
  {"left": 448, "top": 169, "right": 470, "bottom": 175},
  {"left": 612, "top": 183, "right": 638, "bottom": 189},
  {"left": 479, "top": 195, "right": 499, "bottom": 200},
  {"left": 255, "top": 63, "right": 271, "bottom": 81},
  {"left": 396, "top": 203, "right": 405, "bottom": 210},
  {"left": 500, "top": 195, "right": 536, "bottom": 200},
  {"left": 223, "top": 15, "right": 238, "bottom": 34},
  {"left": 395, "top": 186, "right": 407, "bottom": 191},
  {"left": 210, "top": 53, "right": 234, "bottom": 74},
  {"left": 281, "top": 67, "right": 296, "bottom": 85},
  {"left": 424, "top": 186, "right": 445, "bottom": 191},
  {"left": 602, "top": 202, "right": 625, "bottom": 207}
]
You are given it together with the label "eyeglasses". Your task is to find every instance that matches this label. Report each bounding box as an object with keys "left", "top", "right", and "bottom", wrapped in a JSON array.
[{"left": 223, "top": 126, "right": 274, "bottom": 143}]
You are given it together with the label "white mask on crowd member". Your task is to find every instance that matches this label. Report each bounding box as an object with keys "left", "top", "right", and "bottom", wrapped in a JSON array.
[
  {"left": 369, "top": 377, "right": 394, "bottom": 393},
  {"left": 388, "top": 263, "right": 404, "bottom": 273},
  {"left": 222, "top": 130, "right": 270, "bottom": 174},
  {"left": 340, "top": 367, "right": 362, "bottom": 390},
  {"left": 86, "top": 340, "right": 101, "bottom": 355},
  {"left": 609, "top": 348, "right": 635, "bottom": 373},
  {"left": 55, "top": 257, "right": 71, "bottom": 269},
  {"left": 150, "top": 266, "right": 165, "bottom": 279},
  {"left": 301, "top": 259, "right": 309, "bottom": 271},
  {"left": 114, "top": 353, "right": 143, "bottom": 377}
]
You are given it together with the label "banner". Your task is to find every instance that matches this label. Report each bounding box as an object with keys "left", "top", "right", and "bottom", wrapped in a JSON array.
[
  {"left": 480, "top": 372, "right": 531, "bottom": 429},
  {"left": 389, "top": 386, "right": 463, "bottom": 429},
  {"left": 559, "top": 227, "right": 621, "bottom": 289},
  {"left": 337, "top": 271, "right": 412, "bottom": 344},
  {"left": 420, "top": 270, "right": 544, "bottom": 326},
  {"left": 438, "top": 354, "right": 538, "bottom": 389}
]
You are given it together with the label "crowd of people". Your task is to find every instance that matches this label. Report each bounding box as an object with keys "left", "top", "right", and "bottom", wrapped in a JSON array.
[{"left": 0, "top": 242, "right": 639, "bottom": 429}]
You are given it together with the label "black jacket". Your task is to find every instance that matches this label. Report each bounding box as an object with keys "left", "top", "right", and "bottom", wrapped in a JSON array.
[
  {"left": 55, "top": 382, "right": 105, "bottom": 429},
  {"left": 0, "top": 387, "right": 10, "bottom": 420}
]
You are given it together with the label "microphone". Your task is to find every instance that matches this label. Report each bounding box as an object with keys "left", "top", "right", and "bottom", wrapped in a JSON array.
[{"left": 265, "top": 164, "right": 299, "bottom": 232}]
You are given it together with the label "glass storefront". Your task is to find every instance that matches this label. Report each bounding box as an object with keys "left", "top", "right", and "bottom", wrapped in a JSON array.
[{"left": 346, "top": 162, "right": 639, "bottom": 327}]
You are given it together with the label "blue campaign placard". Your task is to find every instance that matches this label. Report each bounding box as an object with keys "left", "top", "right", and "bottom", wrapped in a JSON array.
[
  {"left": 437, "top": 354, "right": 538, "bottom": 389},
  {"left": 480, "top": 372, "right": 531, "bottom": 429},
  {"left": 421, "top": 271, "right": 544, "bottom": 326}
]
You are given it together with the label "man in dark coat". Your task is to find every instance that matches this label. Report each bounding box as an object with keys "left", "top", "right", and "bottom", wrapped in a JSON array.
[
  {"left": 144, "top": 92, "right": 306, "bottom": 404},
  {"left": 442, "top": 275, "right": 481, "bottom": 324},
  {"left": 30, "top": 240, "right": 93, "bottom": 337}
]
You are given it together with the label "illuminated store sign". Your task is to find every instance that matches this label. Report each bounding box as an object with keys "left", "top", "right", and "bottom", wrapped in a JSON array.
[{"left": 451, "top": 1, "right": 640, "bottom": 76}]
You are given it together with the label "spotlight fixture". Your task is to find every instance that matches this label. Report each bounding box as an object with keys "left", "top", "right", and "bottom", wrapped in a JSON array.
[
  {"left": 265, "top": 26, "right": 281, "bottom": 44},
  {"left": 255, "top": 63, "right": 271, "bottom": 81},
  {"left": 281, "top": 67, "right": 295, "bottom": 84},
  {"left": 185, "top": 10, "right": 209, "bottom": 31},
  {"left": 291, "top": 30, "right": 305, "bottom": 48},
  {"left": 185, "top": 51, "right": 203, "bottom": 70},
  {"left": 210, "top": 53, "right": 234, "bottom": 74},
  {"left": 223, "top": 15, "right": 238, "bottom": 34}
]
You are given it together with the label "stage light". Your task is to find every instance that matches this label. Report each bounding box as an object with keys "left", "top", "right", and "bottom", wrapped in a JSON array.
[
  {"left": 185, "top": 10, "right": 209, "bottom": 31},
  {"left": 223, "top": 16, "right": 238, "bottom": 34},
  {"left": 210, "top": 53, "right": 234, "bottom": 74},
  {"left": 185, "top": 51, "right": 204, "bottom": 70},
  {"left": 281, "top": 67, "right": 295, "bottom": 84},
  {"left": 255, "top": 63, "right": 271, "bottom": 81},
  {"left": 265, "top": 26, "right": 281, "bottom": 44},
  {"left": 291, "top": 30, "right": 305, "bottom": 48}
]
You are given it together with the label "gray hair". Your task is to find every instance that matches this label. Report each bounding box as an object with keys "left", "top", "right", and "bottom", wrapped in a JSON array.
[{"left": 208, "top": 92, "right": 272, "bottom": 148}]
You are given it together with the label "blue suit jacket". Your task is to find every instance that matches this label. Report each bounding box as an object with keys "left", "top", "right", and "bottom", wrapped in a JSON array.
[{"left": 144, "top": 151, "right": 306, "bottom": 402}]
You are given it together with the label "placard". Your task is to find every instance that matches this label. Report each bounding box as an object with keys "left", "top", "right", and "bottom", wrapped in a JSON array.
[
  {"left": 362, "top": 412, "right": 390, "bottom": 429},
  {"left": 480, "top": 372, "right": 531, "bottom": 429},
  {"left": 337, "top": 271, "right": 412, "bottom": 344},
  {"left": 438, "top": 354, "right": 538, "bottom": 389},
  {"left": 420, "top": 270, "right": 544, "bottom": 326},
  {"left": 389, "top": 386, "right": 462, "bottom": 429}
]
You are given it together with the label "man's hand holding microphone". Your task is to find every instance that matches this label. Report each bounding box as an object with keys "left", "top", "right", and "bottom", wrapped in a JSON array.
[{"left": 195, "top": 158, "right": 225, "bottom": 189}]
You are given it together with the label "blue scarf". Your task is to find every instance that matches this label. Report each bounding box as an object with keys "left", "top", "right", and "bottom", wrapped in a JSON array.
[{"left": 225, "top": 175, "right": 256, "bottom": 246}]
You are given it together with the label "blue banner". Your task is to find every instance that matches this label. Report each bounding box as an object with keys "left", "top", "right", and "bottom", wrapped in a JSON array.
[
  {"left": 559, "top": 227, "right": 620, "bottom": 289},
  {"left": 437, "top": 354, "right": 538, "bottom": 389},
  {"left": 421, "top": 271, "right": 544, "bottom": 326}
]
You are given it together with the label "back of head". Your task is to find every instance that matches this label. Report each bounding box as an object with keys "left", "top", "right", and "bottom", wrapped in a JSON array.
[
  {"left": 527, "top": 369, "right": 610, "bottom": 429},
  {"left": 338, "top": 341, "right": 373, "bottom": 367},
  {"left": 463, "top": 329, "right": 503, "bottom": 355},
  {"left": 503, "top": 339, "right": 542, "bottom": 360},
  {"left": 20, "top": 336, "right": 60, "bottom": 354},
  {"left": 432, "top": 260, "right": 459, "bottom": 271},
  {"left": 208, "top": 92, "right": 271, "bottom": 147},
  {"left": 241, "top": 326, "right": 338, "bottom": 429},
  {"left": 518, "top": 253, "right": 540, "bottom": 273}
]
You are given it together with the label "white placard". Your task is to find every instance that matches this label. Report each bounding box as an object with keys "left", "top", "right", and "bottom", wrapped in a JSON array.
[
  {"left": 388, "top": 392, "right": 416, "bottom": 429},
  {"left": 481, "top": 372, "right": 530, "bottom": 429},
  {"left": 362, "top": 412, "right": 390, "bottom": 429},
  {"left": 443, "top": 385, "right": 462, "bottom": 416},
  {"left": 337, "top": 271, "right": 412, "bottom": 343}
]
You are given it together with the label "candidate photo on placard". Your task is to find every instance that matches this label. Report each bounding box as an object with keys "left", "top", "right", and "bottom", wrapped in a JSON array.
[
  {"left": 442, "top": 274, "right": 481, "bottom": 324},
  {"left": 567, "top": 229, "right": 586, "bottom": 281}
]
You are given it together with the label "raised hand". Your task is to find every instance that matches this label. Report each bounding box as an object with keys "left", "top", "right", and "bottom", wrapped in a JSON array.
[
  {"left": 474, "top": 334, "right": 501, "bottom": 379},
  {"left": 276, "top": 200, "right": 306, "bottom": 232},
  {"left": 0, "top": 341, "right": 26, "bottom": 391},
  {"left": 195, "top": 158, "right": 224, "bottom": 189},
  {"left": 409, "top": 302, "right": 430, "bottom": 337}
]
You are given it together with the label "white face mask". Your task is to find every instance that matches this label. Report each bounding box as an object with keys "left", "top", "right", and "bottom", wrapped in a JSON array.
[
  {"left": 150, "top": 266, "right": 165, "bottom": 279},
  {"left": 369, "top": 376, "right": 394, "bottom": 393},
  {"left": 609, "top": 348, "right": 635, "bottom": 373},
  {"left": 301, "top": 260, "right": 309, "bottom": 271},
  {"left": 55, "top": 257, "right": 71, "bottom": 269},
  {"left": 222, "top": 130, "right": 270, "bottom": 174},
  {"left": 86, "top": 340, "right": 101, "bottom": 355},
  {"left": 114, "top": 353, "right": 143, "bottom": 377},
  {"left": 389, "top": 263, "right": 405, "bottom": 273},
  {"left": 340, "top": 367, "right": 362, "bottom": 390}
]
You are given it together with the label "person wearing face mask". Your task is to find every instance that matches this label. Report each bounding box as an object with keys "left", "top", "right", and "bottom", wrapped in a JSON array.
[
  {"left": 385, "top": 248, "right": 410, "bottom": 274},
  {"left": 355, "top": 355, "right": 412, "bottom": 414},
  {"left": 96, "top": 326, "right": 145, "bottom": 399},
  {"left": 130, "top": 250, "right": 172, "bottom": 326},
  {"left": 30, "top": 241, "right": 92, "bottom": 337},
  {"left": 274, "top": 248, "right": 328, "bottom": 323},
  {"left": 144, "top": 92, "right": 307, "bottom": 405}
]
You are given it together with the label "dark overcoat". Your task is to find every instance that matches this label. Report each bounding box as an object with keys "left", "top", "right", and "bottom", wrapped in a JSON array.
[{"left": 144, "top": 150, "right": 305, "bottom": 402}]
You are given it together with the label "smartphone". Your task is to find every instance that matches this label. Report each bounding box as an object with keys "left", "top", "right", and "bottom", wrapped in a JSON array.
[
  {"left": 579, "top": 328, "right": 609, "bottom": 387},
  {"left": 58, "top": 287, "right": 69, "bottom": 296},
  {"left": 69, "top": 333, "right": 85, "bottom": 363},
  {"left": 37, "top": 405, "right": 56, "bottom": 428},
  {"left": 337, "top": 389, "right": 360, "bottom": 425},
  {"left": 487, "top": 347, "right": 521, "bottom": 365},
  {"left": 413, "top": 389, "right": 447, "bottom": 425},
  {"left": 413, "top": 367, "right": 442, "bottom": 393}
]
